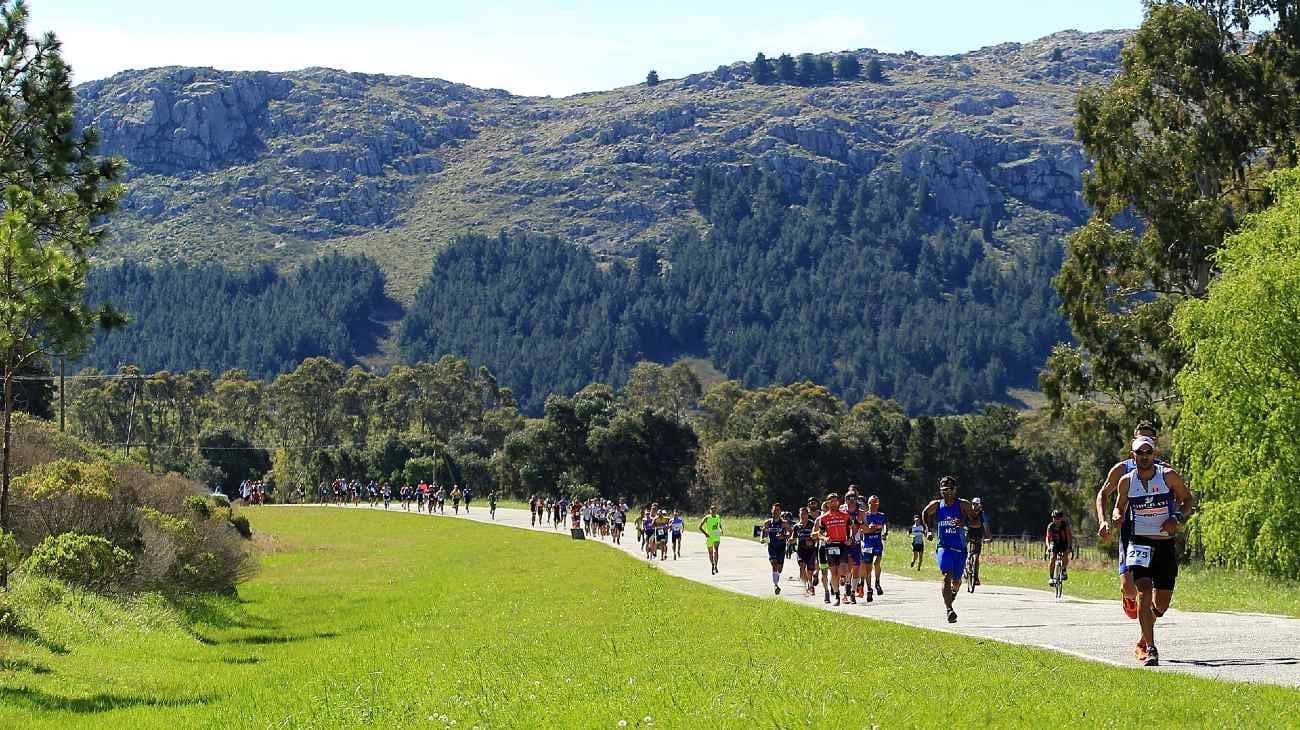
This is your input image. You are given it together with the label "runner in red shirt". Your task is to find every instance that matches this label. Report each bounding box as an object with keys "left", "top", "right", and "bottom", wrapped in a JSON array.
[{"left": 815, "top": 493, "right": 852, "bottom": 606}]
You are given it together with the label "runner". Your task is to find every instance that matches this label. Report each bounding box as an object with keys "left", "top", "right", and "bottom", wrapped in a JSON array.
[
  {"left": 670, "top": 510, "right": 684, "bottom": 559},
  {"left": 1045, "top": 510, "right": 1072, "bottom": 586},
  {"left": 966, "top": 497, "right": 991, "bottom": 586},
  {"left": 699, "top": 506, "right": 723, "bottom": 574},
  {"left": 642, "top": 509, "right": 655, "bottom": 558},
  {"left": 909, "top": 515, "right": 925, "bottom": 569},
  {"left": 611, "top": 504, "right": 625, "bottom": 544},
  {"left": 861, "top": 495, "right": 888, "bottom": 600},
  {"left": 1096, "top": 421, "right": 1162, "bottom": 620},
  {"left": 814, "top": 494, "right": 852, "bottom": 606},
  {"left": 416, "top": 484, "right": 426, "bottom": 512},
  {"left": 760, "top": 503, "right": 791, "bottom": 595},
  {"left": 489, "top": 491, "right": 498, "bottom": 520},
  {"left": 381, "top": 483, "right": 391, "bottom": 509},
  {"left": 652, "top": 509, "right": 671, "bottom": 561},
  {"left": 922, "top": 475, "right": 979, "bottom": 623},
  {"left": 842, "top": 490, "right": 864, "bottom": 603},
  {"left": 1112, "top": 435, "right": 1194, "bottom": 667},
  {"left": 451, "top": 485, "right": 463, "bottom": 515},
  {"left": 794, "top": 506, "right": 818, "bottom": 595}
]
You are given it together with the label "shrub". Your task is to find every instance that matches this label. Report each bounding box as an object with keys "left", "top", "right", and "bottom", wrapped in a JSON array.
[
  {"left": 25, "top": 532, "right": 132, "bottom": 592},
  {"left": 229, "top": 514, "right": 252, "bottom": 539},
  {"left": 184, "top": 495, "right": 212, "bottom": 520}
]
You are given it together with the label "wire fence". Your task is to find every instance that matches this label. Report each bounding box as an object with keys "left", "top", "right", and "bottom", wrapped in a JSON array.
[{"left": 975, "top": 534, "right": 1114, "bottom": 564}]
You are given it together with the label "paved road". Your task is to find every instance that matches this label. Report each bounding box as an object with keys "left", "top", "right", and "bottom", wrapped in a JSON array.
[{"left": 305, "top": 503, "right": 1300, "bottom": 688}]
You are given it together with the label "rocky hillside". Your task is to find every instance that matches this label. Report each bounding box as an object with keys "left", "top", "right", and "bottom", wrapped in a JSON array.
[{"left": 76, "top": 29, "right": 1124, "bottom": 298}]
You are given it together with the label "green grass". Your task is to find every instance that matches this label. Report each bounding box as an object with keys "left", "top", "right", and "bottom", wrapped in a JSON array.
[{"left": 0, "top": 508, "right": 1294, "bottom": 728}]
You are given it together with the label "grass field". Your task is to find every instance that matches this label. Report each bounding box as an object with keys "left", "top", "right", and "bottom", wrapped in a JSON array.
[{"left": 0, "top": 507, "right": 1295, "bottom": 728}]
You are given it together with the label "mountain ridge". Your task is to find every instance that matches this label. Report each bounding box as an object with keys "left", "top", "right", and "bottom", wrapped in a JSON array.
[{"left": 76, "top": 28, "right": 1126, "bottom": 300}]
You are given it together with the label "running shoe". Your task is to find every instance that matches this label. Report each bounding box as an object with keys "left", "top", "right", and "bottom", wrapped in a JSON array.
[
  {"left": 824, "top": 592, "right": 831, "bottom": 604},
  {"left": 1133, "top": 638, "right": 1148, "bottom": 662},
  {"left": 774, "top": 585, "right": 781, "bottom": 595},
  {"left": 848, "top": 593, "right": 856, "bottom": 605},
  {"left": 834, "top": 595, "right": 841, "bottom": 606},
  {"left": 865, "top": 591, "right": 873, "bottom": 603},
  {"left": 1123, "top": 595, "right": 1138, "bottom": 620},
  {"left": 857, "top": 584, "right": 864, "bottom": 598},
  {"left": 875, "top": 583, "right": 884, "bottom": 595},
  {"left": 946, "top": 609, "right": 957, "bottom": 623},
  {"left": 1143, "top": 645, "right": 1159, "bottom": 667}
]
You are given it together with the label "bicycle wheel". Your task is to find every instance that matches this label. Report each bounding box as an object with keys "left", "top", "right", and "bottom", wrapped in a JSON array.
[
  {"left": 1053, "top": 557, "right": 1064, "bottom": 600},
  {"left": 966, "top": 554, "right": 976, "bottom": 593}
]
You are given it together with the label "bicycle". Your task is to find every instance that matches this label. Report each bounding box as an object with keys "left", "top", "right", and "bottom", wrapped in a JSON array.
[
  {"left": 1047, "top": 549, "right": 1066, "bottom": 600},
  {"left": 965, "top": 551, "right": 978, "bottom": 593}
]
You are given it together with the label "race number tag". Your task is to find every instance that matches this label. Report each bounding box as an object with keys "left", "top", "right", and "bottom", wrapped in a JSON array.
[
  {"left": 1126, "top": 543, "right": 1153, "bottom": 568},
  {"left": 827, "top": 547, "right": 841, "bottom": 557},
  {"left": 862, "top": 546, "right": 874, "bottom": 556}
]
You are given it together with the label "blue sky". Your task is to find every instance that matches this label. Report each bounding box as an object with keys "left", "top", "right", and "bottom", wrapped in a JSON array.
[{"left": 34, "top": 1, "right": 1143, "bottom": 96}]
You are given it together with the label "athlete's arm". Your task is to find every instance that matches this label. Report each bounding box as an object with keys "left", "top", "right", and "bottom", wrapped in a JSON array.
[
  {"left": 760, "top": 518, "right": 769, "bottom": 544},
  {"left": 1161, "top": 468, "right": 1196, "bottom": 535},
  {"left": 921, "top": 500, "right": 939, "bottom": 539},
  {"left": 1112, "top": 474, "right": 1131, "bottom": 531},
  {"left": 1096, "top": 462, "right": 1125, "bottom": 537},
  {"left": 698, "top": 517, "right": 708, "bottom": 536}
]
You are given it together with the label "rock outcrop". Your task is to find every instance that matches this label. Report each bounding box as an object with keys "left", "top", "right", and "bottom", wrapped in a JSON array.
[{"left": 76, "top": 28, "right": 1126, "bottom": 297}]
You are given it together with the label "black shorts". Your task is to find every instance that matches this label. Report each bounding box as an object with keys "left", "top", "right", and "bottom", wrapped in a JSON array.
[
  {"left": 767, "top": 543, "right": 786, "bottom": 564},
  {"left": 671, "top": 531, "right": 682, "bottom": 542},
  {"left": 823, "top": 542, "right": 848, "bottom": 568},
  {"left": 655, "top": 530, "right": 669, "bottom": 544},
  {"left": 912, "top": 542, "right": 923, "bottom": 554},
  {"left": 1126, "top": 537, "right": 1178, "bottom": 591},
  {"left": 967, "top": 538, "right": 984, "bottom": 555},
  {"left": 797, "top": 547, "right": 816, "bottom": 566}
]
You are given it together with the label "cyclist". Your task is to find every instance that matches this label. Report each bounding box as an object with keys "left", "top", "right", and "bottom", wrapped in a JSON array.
[
  {"left": 909, "top": 515, "right": 925, "bottom": 569},
  {"left": 922, "top": 475, "right": 979, "bottom": 623},
  {"left": 1096, "top": 421, "right": 1161, "bottom": 619},
  {"left": 814, "top": 493, "right": 851, "bottom": 606},
  {"left": 760, "top": 503, "right": 791, "bottom": 595},
  {"left": 966, "top": 497, "right": 991, "bottom": 586},
  {"left": 861, "top": 495, "right": 888, "bottom": 600},
  {"left": 1045, "top": 510, "right": 1072, "bottom": 586},
  {"left": 670, "top": 510, "right": 684, "bottom": 559},
  {"left": 1112, "top": 435, "right": 1194, "bottom": 666},
  {"left": 794, "top": 506, "right": 818, "bottom": 596},
  {"left": 699, "top": 506, "right": 723, "bottom": 574}
]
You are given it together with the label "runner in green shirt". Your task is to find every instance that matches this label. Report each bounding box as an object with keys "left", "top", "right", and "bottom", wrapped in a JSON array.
[{"left": 699, "top": 506, "right": 723, "bottom": 575}]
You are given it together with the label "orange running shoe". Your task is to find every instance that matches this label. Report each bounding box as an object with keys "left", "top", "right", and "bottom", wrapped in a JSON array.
[
  {"left": 1133, "top": 638, "right": 1148, "bottom": 662},
  {"left": 1123, "top": 595, "right": 1138, "bottom": 620}
]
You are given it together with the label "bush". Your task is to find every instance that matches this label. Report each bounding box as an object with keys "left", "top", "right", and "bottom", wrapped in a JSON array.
[
  {"left": 25, "top": 532, "right": 132, "bottom": 593},
  {"left": 184, "top": 495, "right": 212, "bottom": 520},
  {"left": 135, "top": 506, "right": 256, "bottom": 593},
  {"left": 229, "top": 514, "right": 252, "bottom": 539}
]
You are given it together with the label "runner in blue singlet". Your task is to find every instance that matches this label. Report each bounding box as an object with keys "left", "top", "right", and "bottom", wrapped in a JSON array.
[
  {"left": 760, "top": 503, "right": 790, "bottom": 595},
  {"left": 922, "top": 476, "right": 978, "bottom": 624},
  {"left": 861, "top": 495, "right": 888, "bottom": 600}
]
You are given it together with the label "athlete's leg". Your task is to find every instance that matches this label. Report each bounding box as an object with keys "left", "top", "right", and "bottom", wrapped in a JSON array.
[{"left": 1135, "top": 576, "right": 1156, "bottom": 648}]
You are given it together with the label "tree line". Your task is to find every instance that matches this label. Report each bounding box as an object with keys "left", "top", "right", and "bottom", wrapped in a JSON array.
[
  {"left": 57, "top": 355, "right": 1095, "bottom": 535},
  {"left": 751, "top": 52, "right": 881, "bottom": 85}
]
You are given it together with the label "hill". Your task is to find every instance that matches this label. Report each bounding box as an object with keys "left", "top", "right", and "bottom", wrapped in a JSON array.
[{"left": 76, "top": 30, "right": 1124, "bottom": 300}]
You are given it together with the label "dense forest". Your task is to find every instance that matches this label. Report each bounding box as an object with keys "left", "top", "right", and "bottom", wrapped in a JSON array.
[
  {"left": 81, "top": 254, "right": 392, "bottom": 378},
  {"left": 400, "top": 166, "right": 1069, "bottom": 414}
]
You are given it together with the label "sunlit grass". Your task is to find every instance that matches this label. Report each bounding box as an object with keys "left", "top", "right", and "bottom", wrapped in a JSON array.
[{"left": 0, "top": 508, "right": 1293, "bottom": 728}]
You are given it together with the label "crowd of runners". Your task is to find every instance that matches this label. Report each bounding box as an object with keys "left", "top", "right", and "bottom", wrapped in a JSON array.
[{"left": 312, "top": 419, "right": 1190, "bottom": 668}]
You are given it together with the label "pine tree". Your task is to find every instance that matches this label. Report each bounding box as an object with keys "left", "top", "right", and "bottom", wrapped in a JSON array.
[
  {"left": 752, "top": 52, "right": 774, "bottom": 84},
  {"left": 776, "top": 53, "right": 797, "bottom": 83},
  {"left": 865, "top": 57, "right": 883, "bottom": 82},
  {"left": 835, "top": 54, "right": 861, "bottom": 80},
  {"left": 796, "top": 53, "right": 818, "bottom": 85},
  {"left": 645, "top": 69, "right": 660, "bottom": 86},
  {"left": 816, "top": 58, "right": 835, "bottom": 84},
  {"left": 0, "top": 1, "right": 123, "bottom": 586}
]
